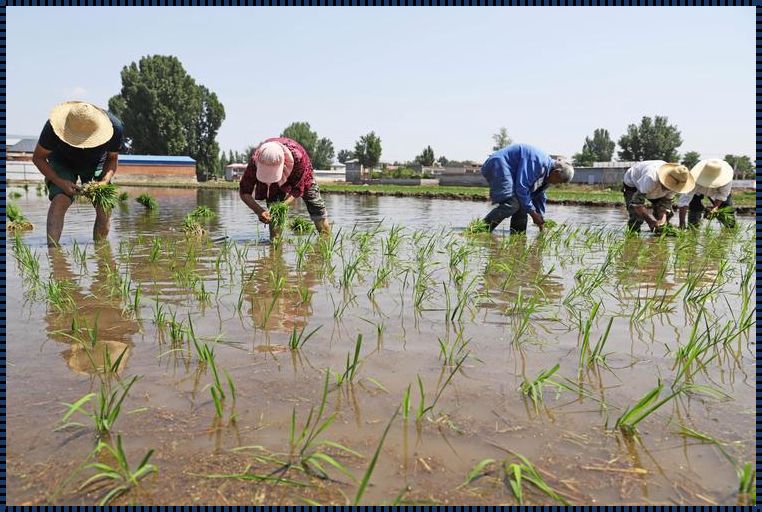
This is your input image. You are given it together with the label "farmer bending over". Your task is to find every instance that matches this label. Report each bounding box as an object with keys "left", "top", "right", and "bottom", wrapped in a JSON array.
[
  {"left": 622, "top": 161, "right": 694, "bottom": 233},
  {"left": 239, "top": 137, "right": 330, "bottom": 240},
  {"left": 480, "top": 143, "right": 574, "bottom": 232},
  {"left": 677, "top": 159, "right": 736, "bottom": 229},
  {"left": 32, "top": 101, "right": 123, "bottom": 246}
]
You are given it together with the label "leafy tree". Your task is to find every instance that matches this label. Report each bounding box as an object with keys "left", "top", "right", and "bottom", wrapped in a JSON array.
[
  {"left": 724, "top": 154, "right": 754, "bottom": 179},
  {"left": 617, "top": 116, "right": 682, "bottom": 162},
  {"left": 281, "top": 121, "right": 334, "bottom": 169},
  {"left": 415, "top": 145, "right": 436, "bottom": 166},
  {"left": 353, "top": 131, "right": 383, "bottom": 171},
  {"left": 337, "top": 149, "right": 353, "bottom": 163},
  {"left": 108, "top": 55, "right": 225, "bottom": 181},
  {"left": 312, "top": 137, "right": 335, "bottom": 170},
  {"left": 572, "top": 129, "right": 615, "bottom": 166},
  {"left": 681, "top": 151, "right": 701, "bottom": 169},
  {"left": 492, "top": 127, "right": 512, "bottom": 152},
  {"left": 437, "top": 156, "right": 449, "bottom": 166},
  {"left": 572, "top": 146, "right": 596, "bottom": 167}
]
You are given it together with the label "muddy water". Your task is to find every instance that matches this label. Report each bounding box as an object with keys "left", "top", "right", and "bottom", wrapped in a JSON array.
[{"left": 7, "top": 185, "right": 755, "bottom": 505}]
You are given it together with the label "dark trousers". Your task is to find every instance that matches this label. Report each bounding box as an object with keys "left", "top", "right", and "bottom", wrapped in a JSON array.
[
  {"left": 688, "top": 194, "right": 735, "bottom": 228},
  {"left": 484, "top": 196, "right": 529, "bottom": 233},
  {"left": 622, "top": 185, "right": 673, "bottom": 232}
]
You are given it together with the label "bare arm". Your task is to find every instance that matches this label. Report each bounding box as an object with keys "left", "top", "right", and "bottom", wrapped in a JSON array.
[
  {"left": 239, "top": 190, "right": 271, "bottom": 223},
  {"left": 100, "top": 152, "right": 119, "bottom": 182},
  {"left": 633, "top": 205, "right": 664, "bottom": 230},
  {"left": 32, "top": 144, "right": 79, "bottom": 196}
]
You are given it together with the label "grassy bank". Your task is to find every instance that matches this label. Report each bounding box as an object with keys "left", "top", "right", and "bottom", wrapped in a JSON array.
[{"left": 113, "top": 180, "right": 755, "bottom": 212}]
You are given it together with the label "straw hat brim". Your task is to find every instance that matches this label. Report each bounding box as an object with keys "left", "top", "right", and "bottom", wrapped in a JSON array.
[
  {"left": 656, "top": 163, "right": 695, "bottom": 193},
  {"left": 690, "top": 159, "right": 734, "bottom": 188},
  {"left": 49, "top": 101, "right": 114, "bottom": 149}
]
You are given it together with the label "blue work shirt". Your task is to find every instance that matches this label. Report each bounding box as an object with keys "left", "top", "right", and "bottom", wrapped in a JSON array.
[{"left": 480, "top": 144, "right": 554, "bottom": 214}]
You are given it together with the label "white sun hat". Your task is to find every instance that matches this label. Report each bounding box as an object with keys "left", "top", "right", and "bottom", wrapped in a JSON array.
[{"left": 690, "top": 159, "right": 734, "bottom": 188}]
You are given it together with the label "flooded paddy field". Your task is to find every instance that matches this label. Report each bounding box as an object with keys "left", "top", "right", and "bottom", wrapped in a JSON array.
[{"left": 6, "top": 185, "right": 755, "bottom": 505}]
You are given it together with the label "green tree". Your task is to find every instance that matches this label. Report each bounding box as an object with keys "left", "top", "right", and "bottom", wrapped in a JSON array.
[
  {"left": 681, "top": 151, "right": 701, "bottom": 169},
  {"left": 353, "top": 131, "right": 383, "bottom": 171},
  {"left": 337, "top": 149, "right": 353, "bottom": 163},
  {"left": 617, "top": 116, "right": 682, "bottom": 162},
  {"left": 572, "top": 129, "right": 615, "bottom": 166},
  {"left": 312, "top": 137, "right": 335, "bottom": 170},
  {"left": 724, "top": 154, "right": 754, "bottom": 179},
  {"left": 108, "top": 55, "right": 225, "bottom": 181},
  {"left": 492, "top": 127, "right": 512, "bottom": 152},
  {"left": 280, "top": 121, "right": 334, "bottom": 169},
  {"left": 437, "top": 156, "right": 449, "bottom": 166},
  {"left": 415, "top": 145, "right": 436, "bottom": 166},
  {"left": 572, "top": 146, "right": 596, "bottom": 167}
]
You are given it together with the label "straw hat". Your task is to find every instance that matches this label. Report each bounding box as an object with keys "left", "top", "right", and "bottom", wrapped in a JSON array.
[
  {"left": 690, "top": 159, "right": 734, "bottom": 188},
  {"left": 656, "top": 163, "right": 695, "bottom": 193},
  {"left": 49, "top": 101, "right": 114, "bottom": 149}
]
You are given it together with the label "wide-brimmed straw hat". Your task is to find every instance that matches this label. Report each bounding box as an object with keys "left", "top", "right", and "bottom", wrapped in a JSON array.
[
  {"left": 254, "top": 141, "right": 294, "bottom": 184},
  {"left": 49, "top": 101, "right": 114, "bottom": 149},
  {"left": 656, "top": 163, "right": 695, "bottom": 193},
  {"left": 690, "top": 159, "right": 734, "bottom": 188}
]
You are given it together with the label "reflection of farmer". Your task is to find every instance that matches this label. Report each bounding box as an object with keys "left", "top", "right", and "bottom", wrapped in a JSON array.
[
  {"left": 480, "top": 144, "right": 574, "bottom": 233},
  {"left": 622, "top": 161, "right": 694, "bottom": 233},
  {"left": 239, "top": 138, "right": 330, "bottom": 240},
  {"left": 246, "top": 245, "right": 320, "bottom": 333},
  {"left": 677, "top": 159, "right": 736, "bottom": 229},
  {"left": 32, "top": 101, "right": 124, "bottom": 246},
  {"left": 46, "top": 243, "right": 138, "bottom": 375}
]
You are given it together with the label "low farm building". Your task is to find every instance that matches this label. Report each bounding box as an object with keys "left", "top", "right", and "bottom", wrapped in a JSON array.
[{"left": 114, "top": 155, "right": 197, "bottom": 183}]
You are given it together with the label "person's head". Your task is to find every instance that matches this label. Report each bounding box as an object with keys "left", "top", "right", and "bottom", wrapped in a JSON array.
[
  {"left": 49, "top": 101, "right": 113, "bottom": 148},
  {"left": 253, "top": 141, "right": 294, "bottom": 184},
  {"left": 547, "top": 159, "right": 574, "bottom": 184},
  {"left": 656, "top": 163, "right": 695, "bottom": 193}
]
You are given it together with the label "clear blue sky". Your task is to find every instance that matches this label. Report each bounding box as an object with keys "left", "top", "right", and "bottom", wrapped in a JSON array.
[{"left": 7, "top": 7, "right": 754, "bottom": 163}]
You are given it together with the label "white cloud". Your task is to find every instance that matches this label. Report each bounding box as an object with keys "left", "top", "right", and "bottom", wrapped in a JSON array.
[{"left": 70, "top": 86, "right": 88, "bottom": 98}]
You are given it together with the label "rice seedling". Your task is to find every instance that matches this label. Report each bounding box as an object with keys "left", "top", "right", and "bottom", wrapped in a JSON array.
[
  {"left": 415, "top": 353, "right": 467, "bottom": 422},
  {"left": 80, "top": 435, "right": 157, "bottom": 505},
  {"left": 437, "top": 329, "right": 470, "bottom": 367},
  {"left": 135, "top": 193, "right": 158, "bottom": 210},
  {"left": 463, "top": 452, "right": 569, "bottom": 505},
  {"left": 12, "top": 233, "right": 41, "bottom": 284},
  {"left": 381, "top": 224, "right": 405, "bottom": 257},
  {"left": 8, "top": 190, "right": 23, "bottom": 199},
  {"left": 737, "top": 462, "right": 756, "bottom": 505},
  {"left": 6, "top": 201, "right": 34, "bottom": 231},
  {"left": 118, "top": 191, "right": 129, "bottom": 202},
  {"left": 614, "top": 382, "right": 680, "bottom": 436},
  {"left": 519, "top": 363, "right": 562, "bottom": 411},
  {"left": 59, "top": 375, "right": 139, "bottom": 437},
  {"left": 335, "top": 334, "right": 364, "bottom": 385},
  {"left": 289, "top": 216, "right": 315, "bottom": 234},
  {"left": 182, "top": 214, "right": 206, "bottom": 237},
  {"left": 285, "top": 371, "right": 359, "bottom": 481},
  {"left": 465, "top": 218, "right": 490, "bottom": 234},
  {"left": 44, "top": 278, "right": 76, "bottom": 312},
  {"left": 80, "top": 181, "right": 118, "bottom": 211},
  {"left": 288, "top": 325, "right": 322, "bottom": 350},
  {"left": 353, "top": 407, "right": 399, "bottom": 504},
  {"left": 577, "top": 302, "right": 614, "bottom": 370},
  {"left": 654, "top": 223, "right": 680, "bottom": 237},
  {"left": 704, "top": 205, "right": 736, "bottom": 228},
  {"left": 261, "top": 270, "right": 286, "bottom": 328}
]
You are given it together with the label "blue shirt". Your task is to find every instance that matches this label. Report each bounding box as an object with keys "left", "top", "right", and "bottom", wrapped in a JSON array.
[{"left": 480, "top": 144, "right": 554, "bottom": 214}]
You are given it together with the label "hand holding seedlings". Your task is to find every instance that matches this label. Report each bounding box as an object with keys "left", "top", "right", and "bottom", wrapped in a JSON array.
[{"left": 258, "top": 210, "right": 272, "bottom": 224}]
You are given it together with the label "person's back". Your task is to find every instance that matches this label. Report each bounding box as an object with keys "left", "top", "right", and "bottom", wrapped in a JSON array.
[{"left": 482, "top": 144, "right": 553, "bottom": 203}]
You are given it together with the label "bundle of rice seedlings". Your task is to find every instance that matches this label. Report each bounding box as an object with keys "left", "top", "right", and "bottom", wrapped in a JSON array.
[
  {"left": 80, "top": 181, "right": 118, "bottom": 211},
  {"left": 136, "top": 193, "right": 158, "bottom": 210},
  {"left": 465, "top": 218, "right": 491, "bottom": 234},
  {"left": 705, "top": 206, "right": 736, "bottom": 228},
  {"left": 543, "top": 219, "right": 558, "bottom": 229},
  {"left": 269, "top": 202, "right": 289, "bottom": 231},
  {"left": 118, "top": 191, "right": 129, "bottom": 202},
  {"left": 654, "top": 223, "right": 680, "bottom": 237},
  {"left": 182, "top": 214, "right": 206, "bottom": 236},
  {"left": 189, "top": 206, "right": 216, "bottom": 220},
  {"left": 7, "top": 202, "right": 33, "bottom": 232},
  {"left": 289, "top": 216, "right": 314, "bottom": 234}
]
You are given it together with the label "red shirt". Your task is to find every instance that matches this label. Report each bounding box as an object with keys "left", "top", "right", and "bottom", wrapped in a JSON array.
[{"left": 239, "top": 137, "right": 314, "bottom": 200}]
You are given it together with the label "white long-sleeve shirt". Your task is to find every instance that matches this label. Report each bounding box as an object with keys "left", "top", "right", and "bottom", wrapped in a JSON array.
[
  {"left": 622, "top": 161, "right": 674, "bottom": 200},
  {"left": 677, "top": 182, "right": 732, "bottom": 207}
]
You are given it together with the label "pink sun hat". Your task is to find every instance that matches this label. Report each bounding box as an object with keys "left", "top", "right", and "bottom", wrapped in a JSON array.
[{"left": 253, "top": 141, "right": 294, "bottom": 185}]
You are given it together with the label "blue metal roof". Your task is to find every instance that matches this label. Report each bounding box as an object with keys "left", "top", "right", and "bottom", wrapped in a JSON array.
[{"left": 119, "top": 155, "right": 196, "bottom": 165}]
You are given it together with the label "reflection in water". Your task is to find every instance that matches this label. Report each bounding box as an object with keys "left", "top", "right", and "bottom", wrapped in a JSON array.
[{"left": 45, "top": 242, "right": 140, "bottom": 375}]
